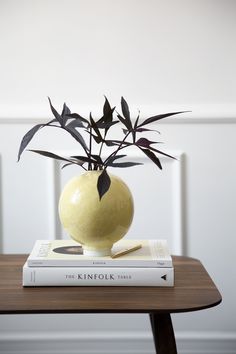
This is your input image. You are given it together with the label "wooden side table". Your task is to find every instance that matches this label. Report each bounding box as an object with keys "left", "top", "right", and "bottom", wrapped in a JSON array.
[{"left": 0, "top": 255, "right": 222, "bottom": 354}]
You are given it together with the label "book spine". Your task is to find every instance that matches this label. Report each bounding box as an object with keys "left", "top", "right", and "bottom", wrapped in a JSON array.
[
  {"left": 27, "top": 259, "right": 173, "bottom": 268},
  {"left": 23, "top": 265, "right": 174, "bottom": 287}
]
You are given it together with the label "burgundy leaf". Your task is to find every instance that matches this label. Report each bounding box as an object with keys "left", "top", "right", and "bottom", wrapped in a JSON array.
[
  {"left": 140, "top": 149, "right": 162, "bottom": 170},
  {"left": 91, "top": 154, "right": 103, "bottom": 165},
  {"left": 135, "top": 127, "right": 160, "bottom": 133},
  {"left": 90, "top": 115, "right": 103, "bottom": 141},
  {"left": 103, "top": 96, "right": 112, "bottom": 117},
  {"left": 96, "top": 97, "right": 115, "bottom": 133},
  {"left": 28, "top": 149, "right": 83, "bottom": 165},
  {"left": 106, "top": 154, "right": 127, "bottom": 164},
  {"left": 132, "top": 114, "right": 140, "bottom": 142},
  {"left": 136, "top": 137, "right": 156, "bottom": 148},
  {"left": 70, "top": 155, "right": 97, "bottom": 164},
  {"left": 106, "top": 139, "right": 133, "bottom": 146},
  {"left": 61, "top": 102, "right": 71, "bottom": 126},
  {"left": 134, "top": 113, "right": 140, "bottom": 129},
  {"left": 66, "top": 113, "right": 90, "bottom": 126},
  {"left": 138, "top": 111, "right": 188, "bottom": 128},
  {"left": 148, "top": 146, "right": 176, "bottom": 160},
  {"left": 96, "top": 120, "right": 118, "bottom": 129},
  {"left": 17, "top": 124, "right": 43, "bottom": 161},
  {"left": 61, "top": 103, "right": 71, "bottom": 117},
  {"left": 97, "top": 169, "right": 111, "bottom": 200},
  {"left": 88, "top": 132, "right": 103, "bottom": 144},
  {"left": 61, "top": 162, "right": 75, "bottom": 169},
  {"left": 117, "top": 113, "right": 129, "bottom": 129},
  {"left": 104, "top": 140, "right": 120, "bottom": 147},
  {"left": 121, "top": 97, "right": 131, "bottom": 122},
  {"left": 109, "top": 161, "right": 143, "bottom": 168},
  {"left": 66, "top": 125, "right": 88, "bottom": 151},
  {"left": 120, "top": 97, "right": 133, "bottom": 131},
  {"left": 103, "top": 96, "right": 115, "bottom": 122},
  {"left": 66, "top": 119, "right": 84, "bottom": 129},
  {"left": 48, "top": 97, "right": 62, "bottom": 125}
]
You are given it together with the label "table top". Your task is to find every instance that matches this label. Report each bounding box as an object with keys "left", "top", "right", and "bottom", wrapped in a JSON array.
[{"left": 0, "top": 255, "right": 221, "bottom": 314}]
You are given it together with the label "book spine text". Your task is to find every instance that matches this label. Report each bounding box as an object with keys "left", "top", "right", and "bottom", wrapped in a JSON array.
[{"left": 23, "top": 265, "right": 174, "bottom": 287}]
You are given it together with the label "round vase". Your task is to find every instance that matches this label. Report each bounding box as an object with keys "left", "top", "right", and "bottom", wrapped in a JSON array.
[{"left": 58, "top": 171, "right": 134, "bottom": 256}]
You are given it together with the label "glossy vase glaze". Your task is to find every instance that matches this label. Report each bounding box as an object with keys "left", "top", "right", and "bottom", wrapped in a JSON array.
[{"left": 58, "top": 171, "right": 134, "bottom": 256}]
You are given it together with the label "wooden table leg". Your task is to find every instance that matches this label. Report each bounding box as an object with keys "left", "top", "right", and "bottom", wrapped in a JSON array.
[{"left": 149, "top": 313, "right": 177, "bottom": 354}]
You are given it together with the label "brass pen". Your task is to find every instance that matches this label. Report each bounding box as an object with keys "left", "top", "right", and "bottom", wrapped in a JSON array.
[{"left": 111, "top": 244, "right": 142, "bottom": 259}]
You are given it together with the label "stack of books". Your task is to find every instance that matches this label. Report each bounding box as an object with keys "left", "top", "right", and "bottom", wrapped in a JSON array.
[{"left": 23, "top": 239, "right": 174, "bottom": 287}]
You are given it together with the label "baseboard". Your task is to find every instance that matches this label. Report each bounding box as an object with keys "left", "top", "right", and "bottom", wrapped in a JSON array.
[
  {"left": 176, "top": 331, "right": 236, "bottom": 354},
  {"left": 0, "top": 331, "right": 236, "bottom": 354}
]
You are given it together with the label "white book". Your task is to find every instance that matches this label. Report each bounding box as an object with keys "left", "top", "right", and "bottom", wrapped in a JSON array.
[
  {"left": 27, "top": 239, "right": 173, "bottom": 268},
  {"left": 23, "top": 262, "right": 174, "bottom": 287}
]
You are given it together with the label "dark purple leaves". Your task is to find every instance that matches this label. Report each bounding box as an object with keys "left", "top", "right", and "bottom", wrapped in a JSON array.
[
  {"left": 108, "top": 161, "right": 143, "bottom": 168},
  {"left": 48, "top": 97, "right": 62, "bottom": 125},
  {"left": 90, "top": 115, "right": 103, "bottom": 143},
  {"left": 118, "top": 97, "right": 133, "bottom": 131},
  {"left": 121, "top": 97, "right": 131, "bottom": 123},
  {"left": 102, "top": 96, "right": 115, "bottom": 124},
  {"left": 66, "top": 124, "right": 88, "bottom": 152},
  {"left": 96, "top": 120, "right": 119, "bottom": 129},
  {"left": 28, "top": 150, "right": 85, "bottom": 166},
  {"left": 140, "top": 149, "right": 162, "bottom": 170},
  {"left": 96, "top": 97, "right": 116, "bottom": 133},
  {"left": 66, "top": 113, "right": 89, "bottom": 126},
  {"left": 70, "top": 155, "right": 98, "bottom": 165},
  {"left": 18, "top": 96, "right": 187, "bottom": 199},
  {"left": 17, "top": 124, "right": 43, "bottom": 161},
  {"left": 17, "top": 117, "right": 59, "bottom": 162},
  {"left": 91, "top": 154, "right": 103, "bottom": 166},
  {"left": 148, "top": 146, "right": 176, "bottom": 160},
  {"left": 61, "top": 103, "right": 71, "bottom": 126},
  {"left": 103, "top": 96, "right": 112, "bottom": 116},
  {"left": 66, "top": 119, "right": 85, "bottom": 129},
  {"left": 136, "top": 138, "right": 157, "bottom": 148},
  {"left": 106, "top": 154, "right": 142, "bottom": 168},
  {"left": 135, "top": 127, "right": 160, "bottom": 133},
  {"left": 117, "top": 113, "right": 128, "bottom": 129},
  {"left": 138, "top": 111, "right": 188, "bottom": 128},
  {"left": 104, "top": 140, "right": 120, "bottom": 147},
  {"left": 106, "top": 154, "right": 127, "bottom": 164},
  {"left": 97, "top": 169, "right": 111, "bottom": 200}
]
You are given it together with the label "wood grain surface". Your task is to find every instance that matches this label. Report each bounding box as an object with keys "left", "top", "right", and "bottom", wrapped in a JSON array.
[{"left": 0, "top": 255, "right": 222, "bottom": 314}]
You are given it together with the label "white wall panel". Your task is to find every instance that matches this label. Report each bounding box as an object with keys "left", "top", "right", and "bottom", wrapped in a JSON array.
[
  {"left": 0, "top": 116, "right": 235, "bottom": 354},
  {"left": 0, "top": 154, "right": 3, "bottom": 252},
  {"left": 0, "top": 122, "right": 65, "bottom": 252}
]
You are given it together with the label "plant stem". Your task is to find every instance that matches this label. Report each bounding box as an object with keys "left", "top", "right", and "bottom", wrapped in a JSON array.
[
  {"left": 88, "top": 125, "right": 92, "bottom": 170},
  {"left": 98, "top": 130, "right": 107, "bottom": 165},
  {"left": 104, "top": 131, "right": 132, "bottom": 166},
  {"left": 59, "top": 125, "right": 90, "bottom": 160}
]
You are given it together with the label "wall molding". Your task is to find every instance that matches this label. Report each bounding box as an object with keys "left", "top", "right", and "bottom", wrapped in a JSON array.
[
  {"left": 46, "top": 159, "right": 61, "bottom": 240},
  {"left": 0, "top": 330, "right": 235, "bottom": 354},
  {"left": 0, "top": 103, "right": 236, "bottom": 123}
]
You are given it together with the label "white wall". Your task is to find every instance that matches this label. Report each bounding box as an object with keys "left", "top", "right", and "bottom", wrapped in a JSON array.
[{"left": 0, "top": 1, "right": 236, "bottom": 353}]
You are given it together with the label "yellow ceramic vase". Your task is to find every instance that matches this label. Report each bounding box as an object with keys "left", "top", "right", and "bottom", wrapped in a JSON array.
[{"left": 58, "top": 171, "right": 134, "bottom": 256}]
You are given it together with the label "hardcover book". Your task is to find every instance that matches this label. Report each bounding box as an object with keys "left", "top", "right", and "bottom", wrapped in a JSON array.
[
  {"left": 23, "top": 263, "right": 174, "bottom": 287},
  {"left": 27, "top": 239, "right": 173, "bottom": 268}
]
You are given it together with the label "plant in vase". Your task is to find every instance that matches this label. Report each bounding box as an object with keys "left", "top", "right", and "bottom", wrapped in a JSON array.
[{"left": 18, "top": 97, "right": 186, "bottom": 256}]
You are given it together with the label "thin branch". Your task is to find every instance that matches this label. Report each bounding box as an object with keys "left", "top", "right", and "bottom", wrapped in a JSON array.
[{"left": 104, "top": 131, "right": 132, "bottom": 166}]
